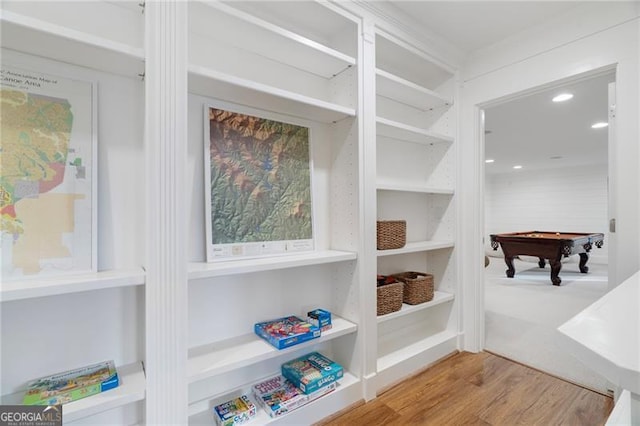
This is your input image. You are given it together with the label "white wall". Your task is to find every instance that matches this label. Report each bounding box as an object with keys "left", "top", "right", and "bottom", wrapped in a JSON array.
[
  {"left": 459, "top": 2, "right": 639, "bottom": 351},
  {"left": 485, "top": 165, "right": 609, "bottom": 264}
]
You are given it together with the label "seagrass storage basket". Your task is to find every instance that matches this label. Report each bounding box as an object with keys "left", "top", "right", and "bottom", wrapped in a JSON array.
[
  {"left": 376, "top": 275, "right": 403, "bottom": 316},
  {"left": 376, "top": 220, "right": 406, "bottom": 250},
  {"left": 392, "top": 271, "right": 434, "bottom": 305}
]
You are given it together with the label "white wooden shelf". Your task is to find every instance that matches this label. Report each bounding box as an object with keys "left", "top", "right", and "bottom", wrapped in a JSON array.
[
  {"left": 188, "top": 373, "right": 360, "bottom": 425},
  {"left": 375, "top": 31, "right": 454, "bottom": 92},
  {"left": 377, "top": 241, "right": 455, "bottom": 257},
  {"left": 371, "top": 23, "right": 457, "bottom": 404},
  {"left": 377, "top": 329, "right": 457, "bottom": 374},
  {"left": 377, "top": 291, "right": 455, "bottom": 324},
  {"left": 191, "top": 1, "right": 355, "bottom": 80},
  {"left": 376, "top": 69, "right": 451, "bottom": 111},
  {"left": 558, "top": 271, "right": 640, "bottom": 395},
  {"left": 0, "top": 10, "right": 144, "bottom": 77},
  {"left": 225, "top": 1, "right": 358, "bottom": 62},
  {"left": 188, "top": 317, "right": 357, "bottom": 384},
  {"left": 1, "top": 361, "right": 145, "bottom": 423},
  {"left": 376, "top": 117, "right": 453, "bottom": 145},
  {"left": 376, "top": 181, "right": 454, "bottom": 195},
  {"left": 188, "top": 66, "right": 356, "bottom": 123},
  {"left": 188, "top": 250, "right": 356, "bottom": 280},
  {"left": 1, "top": 268, "right": 146, "bottom": 302}
]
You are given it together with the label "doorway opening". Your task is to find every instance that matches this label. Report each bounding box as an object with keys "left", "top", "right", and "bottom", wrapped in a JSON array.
[{"left": 481, "top": 70, "right": 615, "bottom": 394}]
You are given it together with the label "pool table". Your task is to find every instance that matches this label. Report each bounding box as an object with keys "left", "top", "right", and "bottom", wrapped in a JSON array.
[{"left": 490, "top": 231, "right": 604, "bottom": 286}]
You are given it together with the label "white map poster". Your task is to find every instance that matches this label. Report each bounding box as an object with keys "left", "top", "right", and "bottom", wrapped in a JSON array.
[
  {"left": 1, "top": 65, "right": 96, "bottom": 280},
  {"left": 204, "top": 106, "right": 314, "bottom": 261}
]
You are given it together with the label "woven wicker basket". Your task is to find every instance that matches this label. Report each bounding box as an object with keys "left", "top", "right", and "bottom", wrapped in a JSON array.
[
  {"left": 376, "top": 275, "right": 403, "bottom": 316},
  {"left": 376, "top": 220, "right": 406, "bottom": 250},
  {"left": 392, "top": 271, "right": 434, "bottom": 305}
]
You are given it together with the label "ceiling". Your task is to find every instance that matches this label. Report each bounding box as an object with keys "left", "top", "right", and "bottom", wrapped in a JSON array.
[
  {"left": 484, "top": 73, "right": 613, "bottom": 175},
  {"left": 389, "top": 1, "right": 584, "bottom": 54},
  {"left": 386, "top": 1, "right": 614, "bottom": 175}
]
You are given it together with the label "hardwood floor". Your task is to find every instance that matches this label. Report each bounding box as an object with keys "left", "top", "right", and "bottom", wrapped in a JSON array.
[{"left": 318, "top": 351, "right": 614, "bottom": 426}]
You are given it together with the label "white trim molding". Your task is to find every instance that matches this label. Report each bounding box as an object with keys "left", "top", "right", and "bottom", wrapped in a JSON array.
[{"left": 144, "top": 1, "right": 189, "bottom": 424}]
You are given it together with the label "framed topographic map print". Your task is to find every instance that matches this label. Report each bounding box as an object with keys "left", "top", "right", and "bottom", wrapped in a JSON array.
[
  {"left": 1, "top": 65, "right": 97, "bottom": 280},
  {"left": 204, "top": 106, "right": 314, "bottom": 261}
]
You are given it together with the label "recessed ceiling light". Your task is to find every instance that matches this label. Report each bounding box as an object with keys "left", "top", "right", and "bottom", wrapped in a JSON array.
[
  {"left": 485, "top": 159, "right": 495, "bottom": 163},
  {"left": 591, "top": 122, "right": 608, "bottom": 129},
  {"left": 552, "top": 93, "right": 573, "bottom": 102},
  {"left": 513, "top": 165, "right": 522, "bottom": 169}
]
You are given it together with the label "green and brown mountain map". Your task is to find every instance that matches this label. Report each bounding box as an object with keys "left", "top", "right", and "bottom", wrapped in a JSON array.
[{"left": 208, "top": 108, "right": 312, "bottom": 245}]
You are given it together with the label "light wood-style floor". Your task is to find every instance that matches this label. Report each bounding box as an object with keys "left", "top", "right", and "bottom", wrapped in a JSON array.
[{"left": 317, "top": 351, "right": 613, "bottom": 426}]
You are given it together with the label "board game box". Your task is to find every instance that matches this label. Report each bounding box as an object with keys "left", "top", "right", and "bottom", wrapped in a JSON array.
[
  {"left": 307, "top": 309, "right": 332, "bottom": 332},
  {"left": 254, "top": 316, "right": 320, "bottom": 350},
  {"left": 23, "top": 360, "right": 119, "bottom": 405},
  {"left": 212, "top": 394, "right": 257, "bottom": 426},
  {"left": 252, "top": 374, "right": 336, "bottom": 418},
  {"left": 281, "top": 352, "right": 343, "bottom": 394}
]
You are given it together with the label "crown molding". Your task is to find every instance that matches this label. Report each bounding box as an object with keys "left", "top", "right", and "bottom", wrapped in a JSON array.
[{"left": 344, "top": 0, "right": 466, "bottom": 69}]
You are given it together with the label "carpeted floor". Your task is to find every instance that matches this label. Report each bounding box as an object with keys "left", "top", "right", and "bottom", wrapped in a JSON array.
[{"left": 484, "top": 255, "right": 613, "bottom": 393}]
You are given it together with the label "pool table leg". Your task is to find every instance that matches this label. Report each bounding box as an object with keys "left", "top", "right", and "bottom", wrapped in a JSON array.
[
  {"left": 504, "top": 256, "right": 515, "bottom": 278},
  {"left": 579, "top": 253, "right": 589, "bottom": 273},
  {"left": 538, "top": 257, "right": 546, "bottom": 268},
  {"left": 550, "top": 259, "right": 562, "bottom": 286}
]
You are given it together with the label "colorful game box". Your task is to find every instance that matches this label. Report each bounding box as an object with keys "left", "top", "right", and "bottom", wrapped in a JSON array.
[
  {"left": 307, "top": 309, "right": 332, "bottom": 332},
  {"left": 252, "top": 374, "right": 336, "bottom": 418},
  {"left": 281, "top": 352, "right": 343, "bottom": 394},
  {"left": 23, "top": 360, "right": 119, "bottom": 405},
  {"left": 212, "top": 395, "right": 257, "bottom": 426},
  {"left": 254, "top": 316, "right": 320, "bottom": 350}
]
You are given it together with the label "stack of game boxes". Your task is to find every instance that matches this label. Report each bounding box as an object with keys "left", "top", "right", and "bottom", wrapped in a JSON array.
[
  {"left": 213, "top": 310, "right": 340, "bottom": 423},
  {"left": 252, "top": 352, "right": 343, "bottom": 418}
]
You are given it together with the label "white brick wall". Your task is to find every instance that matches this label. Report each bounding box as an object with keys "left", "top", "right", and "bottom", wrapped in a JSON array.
[{"left": 485, "top": 164, "right": 609, "bottom": 264}]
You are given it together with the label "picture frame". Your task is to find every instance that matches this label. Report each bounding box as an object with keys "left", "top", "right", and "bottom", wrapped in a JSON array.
[
  {"left": 1, "top": 64, "right": 98, "bottom": 280},
  {"left": 203, "top": 104, "right": 314, "bottom": 261}
]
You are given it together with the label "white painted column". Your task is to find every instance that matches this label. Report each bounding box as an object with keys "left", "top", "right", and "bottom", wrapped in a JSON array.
[
  {"left": 459, "top": 101, "right": 485, "bottom": 353},
  {"left": 144, "top": 1, "right": 188, "bottom": 423},
  {"left": 360, "top": 18, "right": 379, "bottom": 401}
]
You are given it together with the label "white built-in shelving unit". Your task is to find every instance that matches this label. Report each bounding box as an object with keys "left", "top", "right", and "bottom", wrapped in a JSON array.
[
  {"left": 1, "top": 1, "right": 461, "bottom": 424},
  {"left": 0, "top": 1, "right": 146, "bottom": 424},
  {"left": 373, "top": 28, "right": 459, "bottom": 391},
  {"left": 187, "top": 0, "right": 357, "bottom": 124},
  {"left": 184, "top": 1, "right": 363, "bottom": 424}
]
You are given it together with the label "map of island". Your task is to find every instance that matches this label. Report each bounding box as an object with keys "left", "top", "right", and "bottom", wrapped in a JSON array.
[
  {"left": 1, "top": 66, "right": 94, "bottom": 278},
  {"left": 207, "top": 107, "right": 313, "bottom": 258}
]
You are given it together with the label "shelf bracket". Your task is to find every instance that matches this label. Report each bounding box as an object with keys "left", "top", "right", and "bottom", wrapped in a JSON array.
[{"left": 332, "top": 64, "right": 353, "bottom": 79}]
